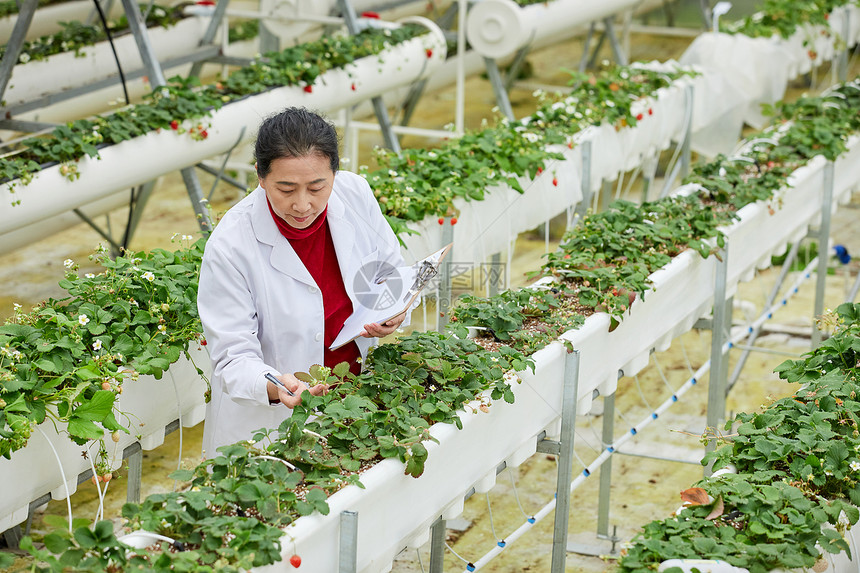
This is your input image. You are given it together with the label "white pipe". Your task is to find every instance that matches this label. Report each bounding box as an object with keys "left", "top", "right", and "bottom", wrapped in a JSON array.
[
  {"left": 465, "top": 0, "right": 641, "bottom": 60},
  {"left": 455, "top": 0, "right": 467, "bottom": 135},
  {"left": 0, "top": 20, "right": 447, "bottom": 242}
]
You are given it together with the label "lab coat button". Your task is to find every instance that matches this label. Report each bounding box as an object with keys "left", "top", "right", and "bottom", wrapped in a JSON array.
[
  {"left": 315, "top": 332, "right": 323, "bottom": 342},
  {"left": 308, "top": 286, "right": 317, "bottom": 294}
]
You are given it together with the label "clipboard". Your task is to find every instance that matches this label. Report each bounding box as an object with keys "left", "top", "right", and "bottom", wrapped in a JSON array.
[{"left": 330, "top": 243, "right": 453, "bottom": 350}]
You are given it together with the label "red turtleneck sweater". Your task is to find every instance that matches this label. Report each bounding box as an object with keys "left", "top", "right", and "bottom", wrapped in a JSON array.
[{"left": 267, "top": 199, "right": 361, "bottom": 375}]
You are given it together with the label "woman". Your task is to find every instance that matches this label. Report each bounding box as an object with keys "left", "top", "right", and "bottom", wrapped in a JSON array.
[{"left": 197, "top": 107, "right": 407, "bottom": 457}]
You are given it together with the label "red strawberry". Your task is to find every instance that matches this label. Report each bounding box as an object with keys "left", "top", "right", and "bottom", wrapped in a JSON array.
[
  {"left": 361, "top": 11, "right": 379, "bottom": 18},
  {"left": 636, "top": 113, "right": 644, "bottom": 121},
  {"left": 303, "top": 85, "right": 313, "bottom": 93},
  {"left": 201, "top": 339, "right": 207, "bottom": 346},
  {"left": 170, "top": 120, "right": 179, "bottom": 130},
  {"left": 290, "top": 554, "right": 302, "bottom": 568},
  {"left": 450, "top": 217, "right": 458, "bottom": 225},
  {"left": 438, "top": 217, "right": 444, "bottom": 225},
  {"left": 824, "top": 13, "right": 829, "bottom": 19},
  {"left": 552, "top": 177, "right": 558, "bottom": 187},
  {"left": 351, "top": 83, "right": 356, "bottom": 91},
  {"left": 200, "top": 130, "right": 208, "bottom": 139},
  {"left": 426, "top": 48, "right": 433, "bottom": 58},
  {"left": 648, "top": 108, "right": 653, "bottom": 116},
  {"left": 808, "top": 50, "right": 817, "bottom": 59},
  {"left": 567, "top": 142, "right": 573, "bottom": 149},
  {"left": 537, "top": 166, "right": 543, "bottom": 175}
]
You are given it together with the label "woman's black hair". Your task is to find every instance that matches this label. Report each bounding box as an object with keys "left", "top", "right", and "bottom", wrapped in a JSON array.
[{"left": 254, "top": 107, "right": 340, "bottom": 178}]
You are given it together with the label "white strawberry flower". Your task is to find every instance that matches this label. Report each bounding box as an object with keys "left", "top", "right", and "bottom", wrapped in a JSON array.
[
  {"left": 64, "top": 259, "right": 74, "bottom": 269},
  {"left": 78, "top": 314, "right": 90, "bottom": 326},
  {"left": 850, "top": 460, "right": 860, "bottom": 472},
  {"left": 142, "top": 271, "right": 155, "bottom": 282},
  {"left": 93, "top": 340, "right": 103, "bottom": 351}
]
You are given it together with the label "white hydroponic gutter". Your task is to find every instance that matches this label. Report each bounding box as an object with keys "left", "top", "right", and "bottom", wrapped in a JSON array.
[
  {"left": 0, "top": 348, "right": 211, "bottom": 533},
  {"left": 680, "top": 3, "right": 860, "bottom": 154},
  {"left": 2, "top": 16, "right": 211, "bottom": 110},
  {"left": 465, "top": 0, "right": 642, "bottom": 59},
  {"left": 257, "top": 134, "right": 860, "bottom": 573},
  {"left": 0, "top": 17, "right": 446, "bottom": 253},
  {"left": 0, "top": 0, "right": 124, "bottom": 42}
]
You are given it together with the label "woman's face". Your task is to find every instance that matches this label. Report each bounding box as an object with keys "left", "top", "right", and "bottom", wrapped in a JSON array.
[{"left": 259, "top": 153, "right": 335, "bottom": 229}]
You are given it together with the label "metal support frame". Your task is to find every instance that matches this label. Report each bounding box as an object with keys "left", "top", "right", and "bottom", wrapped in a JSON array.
[
  {"left": 338, "top": 0, "right": 401, "bottom": 152},
  {"left": 339, "top": 510, "right": 359, "bottom": 573},
  {"left": 484, "top": 57, "right": 515, "bottom": 121},
  {"left": 812, "top": 162, "right": 835, "bottom": 348},
  {"left": 437, "top": 218, "right": 455, "bottom": 332},
  {"left": 126, "top": 442, "right": 143, "bottom": 504},
  {"left": 570, "top": 140, "right": 593, "bottom": 230},
  {"left": 700, "top": 0, "right": 713, "bottom": 30},
  {"left": 597, "top": 392, "right": 615, "bottom": 539},
  {"left": 429, "top": 517, "right": 446, "bottom": 573},
  {"left": 580, "top": 17, "right": 629, "bottom": 71},
  {"left": 188, "top": 0, "right": 230, "bottom": 78},
  {"left": 705, "top": 245, "right": 730, "bottom": 471},
  {"left": 489, "top": 252, "right": 502, "bottom": 296},
  {"left": 0, "top": 0, "right": 37, "bottom": 106}
]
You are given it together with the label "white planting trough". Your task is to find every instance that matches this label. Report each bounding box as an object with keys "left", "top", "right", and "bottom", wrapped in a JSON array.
[
  {"left": 0, "top": 347, "right": 211, "bottom": 533},
  {"left": 0, "top": 17, "right": 446, "bottom": 254}
]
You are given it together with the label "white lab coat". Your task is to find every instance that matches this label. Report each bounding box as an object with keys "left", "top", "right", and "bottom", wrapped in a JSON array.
[{"left": 197, "top": 170, "right": 405, "bottom": 457}]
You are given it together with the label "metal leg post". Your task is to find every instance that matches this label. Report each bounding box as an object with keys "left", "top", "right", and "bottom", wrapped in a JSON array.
[
  {"left": 438, "top": 219, "right": 455, "bottom": 332},
  {"left": 126, "top": 443, "right": 142, "bottom": 504},
  {"left": 596, "top": 392, "right": 615, "bottom": 538},
  {"left": 602, "top": 17, "right": 628, "bottom": 66},
  {"left": 550, "top": 350, "right": 580, "bottom": 573},
  {"left": 188, "top": 0, "right": 230, "bottom": 78},
  {"left": 339, "top": 510, "right": 359, "bottom": 573},
  {"left": 812, "top": 161, "right": 835, "bottom": 348},
  {"left": 484, "top": 58, "right": 515, "bottom": 121},
  {"left": 705, "top": 246, "right": 729, "bottom": 470},
  {"left": 338, "top": 0, "right": 400, "bottom": 151},
  {"left": 429, "top": 517, "right": 446, "bottom": 573},
  {"left": 489, "top": 252, "right": 502, "bottom": 296},
  {"left": 680, "top": 85, "right": 694, "bottom": 180}
]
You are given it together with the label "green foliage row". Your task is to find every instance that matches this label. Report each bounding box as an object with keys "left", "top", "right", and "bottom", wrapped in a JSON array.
[
  {"left": 539, "top": 80, "right": 860, "bottom": 323},
  {"left": 724, "top": 0, "right": 857, "bottom": 40},
  {"left": 620, "top": 302, "right": 860, "bottom": 573},
  {"left": 0, "top": 3, "right": 181, "bottom": 64},
  {"left": 0, "top": 239, "right": 206, "bottom": 460},
  {"left": 0, "top": 23, "right": 429, "bottom": 193}
]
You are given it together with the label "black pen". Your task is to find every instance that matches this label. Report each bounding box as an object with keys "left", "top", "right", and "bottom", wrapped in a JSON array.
[{"left": 265, "top": 372, "right": 296, "bottom": 397}]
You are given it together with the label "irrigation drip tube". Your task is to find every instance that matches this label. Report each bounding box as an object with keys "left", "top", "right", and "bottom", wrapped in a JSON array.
[{"left": 460, "top": 257, "right": 821, "bottom": 572}]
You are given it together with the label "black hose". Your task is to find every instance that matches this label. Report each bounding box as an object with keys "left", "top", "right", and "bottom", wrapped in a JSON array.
[{"left": 91, "top": 0, "right": 130, "bottom": 105}]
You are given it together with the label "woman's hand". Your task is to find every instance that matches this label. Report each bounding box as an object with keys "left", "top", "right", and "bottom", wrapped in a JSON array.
[
  {"left": 361, "top": 310, "right": 407, "bottom": 339},
  {"left": 267, "top": 372, "right": 329, "bottom": 408}
]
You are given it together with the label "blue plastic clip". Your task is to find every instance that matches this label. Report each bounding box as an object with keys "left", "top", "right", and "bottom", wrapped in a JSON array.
[
  {"left": 527, "top": 517, "right": 536, "bottom": 524},
  {"left": 651, "top": 413, "right": 658, "bottom": 419},
  {"left": 582, "top": 468, "right": 591, "bottom": 477},
  {"left": 497, "top": 541, "right": 506, "bottom": 548}
]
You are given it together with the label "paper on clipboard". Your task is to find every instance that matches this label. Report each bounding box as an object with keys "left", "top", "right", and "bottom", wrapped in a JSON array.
[{"left": 330, "top": 243, "right": 453, "bottom": 350}]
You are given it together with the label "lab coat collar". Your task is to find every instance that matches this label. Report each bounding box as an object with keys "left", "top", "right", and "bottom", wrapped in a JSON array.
[{"left": 249, "top": 177, "right": 357, "bottom": 290}]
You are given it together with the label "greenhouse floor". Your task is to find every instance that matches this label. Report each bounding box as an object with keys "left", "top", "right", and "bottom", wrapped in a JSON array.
[{"left": 2, "top": 13, "right": 860, "bottom": 573}]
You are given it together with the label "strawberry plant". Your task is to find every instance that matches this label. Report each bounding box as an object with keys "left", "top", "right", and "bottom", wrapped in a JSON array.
[
  {"left": 0, "top": 23, "right": 431, "bottom": 192},
  {"left": 620, "top": 303, "right": 860, "bottom": 573},
  {"left": 0, "top": 238, "right": 206, "bottom": 460}
]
